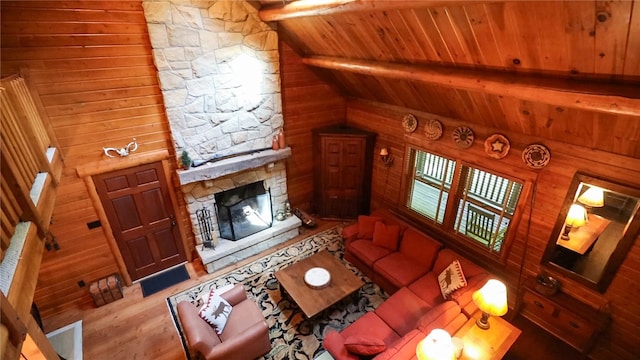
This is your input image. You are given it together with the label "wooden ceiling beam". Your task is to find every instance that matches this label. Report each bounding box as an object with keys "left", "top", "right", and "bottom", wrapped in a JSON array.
[
  {"left": 259, "top": 0, "right": 485, "bottom": 22},
  {"left": 302, "top": 56, "right": 640, "bottom": 117}
]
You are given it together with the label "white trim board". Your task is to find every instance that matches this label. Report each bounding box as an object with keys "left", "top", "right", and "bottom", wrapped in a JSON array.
[{"left": 47, "top": 320, "right": 83, "bottom": 360}]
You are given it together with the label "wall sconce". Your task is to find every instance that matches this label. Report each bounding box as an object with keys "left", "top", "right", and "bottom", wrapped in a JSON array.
[
  {"left": 103, "top": 138, "right": 138, "bottom": 158},
  {"left": 472, "top": 279, "right": 508, "bottom": 330},
  {"left": 561, "top": 204, "right": 588, "bottom": 240},
  {"left": 380, "top": 147, "right": 393, "bottom": 166}
]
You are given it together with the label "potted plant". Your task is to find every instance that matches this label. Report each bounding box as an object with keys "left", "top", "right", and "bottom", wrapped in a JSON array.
[{"left": 180, "top": 150, "right": 192, "bottom": 169}]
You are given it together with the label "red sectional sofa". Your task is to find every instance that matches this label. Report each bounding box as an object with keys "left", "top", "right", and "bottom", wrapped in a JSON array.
[{"left": 324, "top": 209, "right": 492, "bottom": 359}]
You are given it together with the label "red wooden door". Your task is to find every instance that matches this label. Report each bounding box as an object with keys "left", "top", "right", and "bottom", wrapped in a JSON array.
[{"left": 94, "top": 162, "right": 186, "bottom": 280}]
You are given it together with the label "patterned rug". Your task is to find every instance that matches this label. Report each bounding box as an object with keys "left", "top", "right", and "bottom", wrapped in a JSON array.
[{"left": 166, "top": 226, "right": 389, "bottom": 360}]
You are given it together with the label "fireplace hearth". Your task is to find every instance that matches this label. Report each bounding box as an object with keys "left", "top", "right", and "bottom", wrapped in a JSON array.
[{"left": 215, "top": 181, "right": 272, "bottom": 241}]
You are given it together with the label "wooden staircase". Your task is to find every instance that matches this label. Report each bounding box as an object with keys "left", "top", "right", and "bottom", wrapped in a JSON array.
[{"left": 1, "top": 75, "right": 64, "bottom": 360}]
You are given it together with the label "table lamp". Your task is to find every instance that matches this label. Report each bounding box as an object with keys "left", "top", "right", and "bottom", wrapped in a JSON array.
[
  {"left": 560, "top": 204, "right": 588, "bottom": 240},
  {"left": 472, "top": 279, "right": 508, "bottom": 330},
  {"left": 577, "top": 186, "right": 605, "bottom": 208},
  {"left": 416, "top": 329, "right": 455, "bottom": 360}
]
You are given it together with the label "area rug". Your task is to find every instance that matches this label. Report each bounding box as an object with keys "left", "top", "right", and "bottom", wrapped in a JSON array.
[
  {"left": 166, "top": 226, "right": 389, "bottom": 360},
  {"left": 141, "top": 264, "right": 190, "bottom": 297}
]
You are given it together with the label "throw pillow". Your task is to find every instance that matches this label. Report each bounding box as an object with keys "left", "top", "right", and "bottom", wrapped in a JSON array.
[
  {"left": 198, "top": 289, "right": 233, "bottom": 334},
  {"left": 358, "top": 215, "right": 384, "bottom": 239},
  {"left": 372, "top": 222, "right": 401, "bottom": 251},
  {"left": 344, "top": 335, "right": 386, "bottom": 356},
  {"left": 438, "top": 260, "right": 467, "bottom": 299}
]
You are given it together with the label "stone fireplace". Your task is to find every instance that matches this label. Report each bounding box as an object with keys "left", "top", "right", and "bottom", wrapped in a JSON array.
[{"left": 142, "top": 0, "right": 300, "bottom": 273}]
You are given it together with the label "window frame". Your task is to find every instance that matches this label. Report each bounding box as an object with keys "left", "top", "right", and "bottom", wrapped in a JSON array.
[{"left": 402, "top": 145, "right": 531, "bottom": 263}]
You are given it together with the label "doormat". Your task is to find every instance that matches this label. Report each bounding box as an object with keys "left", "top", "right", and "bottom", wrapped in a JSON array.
[{"left": 141, "top": 264, "right": 189, "bottom": 297}]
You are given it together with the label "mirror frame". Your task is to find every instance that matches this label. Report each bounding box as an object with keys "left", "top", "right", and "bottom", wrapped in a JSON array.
[{"left": 542, "top": 172, "right": 640, "bottom": 293}]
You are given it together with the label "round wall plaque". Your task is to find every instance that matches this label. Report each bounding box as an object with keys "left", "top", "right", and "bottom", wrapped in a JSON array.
[
  {"left": 452, "top": 126, "right": 474, "bottom": 149},
  {"left": 402, "top": 114, "right": 418, "bottom": 133},
  {"left": 424, "top": 119, "right": 443, "bottom": 141},
  {"left": 484, "top": 134, "right": 510, "bottom": 159},
  {"left": 522, "top": 144, "right": 551, "bottom": 169}
]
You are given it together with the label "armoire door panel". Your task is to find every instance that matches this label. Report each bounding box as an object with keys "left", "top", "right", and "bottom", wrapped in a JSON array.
[{"left": 314, "top": 126, "right": 376, "bottom": 219}]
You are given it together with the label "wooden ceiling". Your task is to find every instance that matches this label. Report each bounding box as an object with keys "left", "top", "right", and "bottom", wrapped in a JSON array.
[{"left": 257, "top": 0, "right": 640, "bottom": 158}]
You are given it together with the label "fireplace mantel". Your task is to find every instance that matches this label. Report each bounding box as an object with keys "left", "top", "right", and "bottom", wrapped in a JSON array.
[{"left": 178, "top": 147, "right": 292, "bottom": 185}]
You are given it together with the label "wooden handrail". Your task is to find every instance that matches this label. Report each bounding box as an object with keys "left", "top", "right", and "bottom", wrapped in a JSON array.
[{"left": 0, "top": 75, "right": 62, "bottom": 360}]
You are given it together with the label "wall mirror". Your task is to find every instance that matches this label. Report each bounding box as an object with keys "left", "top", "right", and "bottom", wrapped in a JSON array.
[{"left": 542, "top": 172, "right": 640, "bottom": 292}]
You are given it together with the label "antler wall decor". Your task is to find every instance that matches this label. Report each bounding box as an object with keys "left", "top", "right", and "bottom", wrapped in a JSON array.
[{"left": 103, "top": 138, "right": 138, "bottom": 158}]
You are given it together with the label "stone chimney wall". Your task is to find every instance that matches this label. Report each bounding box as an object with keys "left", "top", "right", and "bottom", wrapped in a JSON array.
[
  {"left": 142, "top": 0, "right": 289, "bottom": 247},
  {"left": 142, "top": 0, "right": 282, "bottom": 161}
]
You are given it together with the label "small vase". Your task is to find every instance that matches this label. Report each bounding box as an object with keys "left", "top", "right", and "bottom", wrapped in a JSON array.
[
  {"left": 278, "top": 129, "right": 285, "bottom": 149},
  {"left": 272, "top": 135, "right": 279, "bottom": 150}
]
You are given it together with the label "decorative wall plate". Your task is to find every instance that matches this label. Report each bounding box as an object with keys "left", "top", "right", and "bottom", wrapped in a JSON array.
[
  {"left": 484, "top": 134, "right": 510, "bottom": 159},
  {"left": 452, "top": 126, "right": 474, "bottom": 149},
  {"left": 402, "top": 114, "right": 418, "bottom": 133},
  {"left": 522, "top": 144, "right": 551, "bottom": 169},
  {"left": 424, "top": 119, "right": 443, "bottom": 141}
]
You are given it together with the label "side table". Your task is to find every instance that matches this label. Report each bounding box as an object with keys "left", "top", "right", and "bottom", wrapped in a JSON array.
[{"left": 454, "top": 311, "right": 521, "bottom": 360}]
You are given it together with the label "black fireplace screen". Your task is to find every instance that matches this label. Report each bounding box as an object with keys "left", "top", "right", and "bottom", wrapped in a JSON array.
[{"left": 214, "top": 181, "right": 272, "bottom": 241}]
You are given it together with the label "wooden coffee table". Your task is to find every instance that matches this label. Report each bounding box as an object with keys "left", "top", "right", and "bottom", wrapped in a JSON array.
[{"left": 274, "top": 250, "right": 364, "bottom": 318}]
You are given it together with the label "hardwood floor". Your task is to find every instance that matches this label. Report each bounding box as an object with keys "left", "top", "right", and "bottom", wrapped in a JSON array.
[{"left": 41, "top": 221, "right": 580, "bottom": 360}]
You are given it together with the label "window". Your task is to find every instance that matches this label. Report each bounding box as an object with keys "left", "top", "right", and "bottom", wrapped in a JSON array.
[{"left": 407, "top": 148, "right": 524, "bottom": 255}]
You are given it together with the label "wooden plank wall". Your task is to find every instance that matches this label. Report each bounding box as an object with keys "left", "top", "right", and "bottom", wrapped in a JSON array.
[
  {"left": 0, "top": 1, "right": 185, "bottom": 317},
  {"left": 279, "top": 40, "right": 346, "bottom": 212},
  {"left": 346, "top": 99, "right": 640, "bottom": 359}
]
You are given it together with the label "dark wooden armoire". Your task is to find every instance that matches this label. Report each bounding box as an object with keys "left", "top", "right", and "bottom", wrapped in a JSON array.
[{"left": 313, "top": 125, "right": 376, "bottom": 219}]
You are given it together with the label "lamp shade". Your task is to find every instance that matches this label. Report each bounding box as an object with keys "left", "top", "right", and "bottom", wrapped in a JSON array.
[
  {"left": 416, "top": 329, "right": 455, "bottom": 360},
  {"left": 379, "top": 147, "right": 389, "bottom": 156},
  {"left": 472, "top": 279, "right": 508, "bottom": 317},
  {"left": 566, "top": 204, "right": 588, "bottom": 227},
  {"left": 577, "top": 186, "right": 605, "bottom": 207}
]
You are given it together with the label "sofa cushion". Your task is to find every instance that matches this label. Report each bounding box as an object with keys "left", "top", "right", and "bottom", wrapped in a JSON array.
[
  {"left": 375, "top": 287, "right": 432, "bottom": 336},
  {"left": 198, "top": 289, "right": 233, "bottom": 334},
  {"left": 438, "top": 260, "right": 467, "bottom": 299},
  {"left": 398, "top": 228, "right": 442, "bottom": 265},
  {"left": 373, "top": 253, "right": 431, "bottom": 290},
  {"left": 415, "top": 301, "right": 462, "bottom": 333},
  {"left": 372, "top": 222, "right": 401, "bottom": 251},
  {"left": 407, "top": 272, "right": 444, "bottom": 307},
  {"left": 373, "top": 329, "right": 427, "bottom": 360},
  {"left": 340, "top": 312, "right": 401, "bottom": 347},
  {"left": 348, "top": 239, "right": 394, "bottom": 267},
  {"left": 344, "top": 335, "right": 386, "bottom": 356},
  {"left": 358, "top": 215, "right": 384, "bottom": 239}
]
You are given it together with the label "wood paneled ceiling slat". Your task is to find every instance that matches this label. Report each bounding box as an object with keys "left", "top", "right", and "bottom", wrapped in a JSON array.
[
  {"left": 562, "top": 1, "right": 596, "bottom": 76},
  {"left": 594, "top": 1, "right": 633, "bottom": 76},
  {"left": 260, "top": 0, "right": 639, "bottom": 158},
  {"left": 624, "top": 3, "right": 640, "bottom": 77}
]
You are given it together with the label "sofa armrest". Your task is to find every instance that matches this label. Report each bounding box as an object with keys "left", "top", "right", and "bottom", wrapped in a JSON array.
[
  {"left": 342, "top": 223, "right": 359, "bottom": 244},
  {"left": 323, "top": 331, "right": 361, "bottom": 360},
  {"left": 177, "top": 301, "right": 222, "bottom": 356},
  {"left": 202, "top": 318, "right": 270, "bottom": 360},
  {"left": 220, "top": 284, "right": 247, "bottom": 306},
  {"left": 450, "top": 274, "right": 489, "bottom": 316}
]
